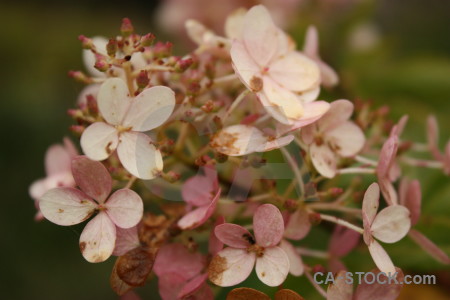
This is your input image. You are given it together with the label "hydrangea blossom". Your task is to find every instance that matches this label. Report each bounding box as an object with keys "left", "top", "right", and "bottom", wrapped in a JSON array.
[
  {"left": 39, "top": 156, "right": 143, "bottom": 262},
  {"left": 301, "top": 99, "right": 365, "bottom": 178},
  {"left": 208, "top": 204, "right": 289, "bottom": 287},
  {"left": 361, "top": 183, "right": 411, "bottom": 274},
  {"left": 80, "top": 77, "right": 175, "bottom": 179},
  {"left": 29, "top": 138, "right": 78, "bottom": 220},
  {"left": 230, "top": 5, "right": 325, "bottom": 125}
]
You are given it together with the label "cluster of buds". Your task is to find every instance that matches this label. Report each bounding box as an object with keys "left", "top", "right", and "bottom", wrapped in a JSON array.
[{"left": 30, "top": 5, "right": 449, "bottom": 300}]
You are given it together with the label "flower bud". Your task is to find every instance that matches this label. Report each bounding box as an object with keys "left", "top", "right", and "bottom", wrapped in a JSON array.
[
  {"left": 201, "top": 100, "right": 214, "bottom": 113},
  {"left": 153, "top": 41, "right": 173, "bottom": 58},
  {"left": 68, "top": 70, "right": 90, "bottom": 83},
  {"left": 86, "top": 95, "right": 98, "bottom": 114},
  {"left": 250, "top": 156, "right": 266, "bottom": 168},
  {"left": 214, "top": 152, "right": 228, "bottom": 163},
  {"left": 106, "top": 39, "right": 117, "bottom": 57},
  {"left": 121, "top": 18, "right": 134, "bottom": 37},
  {"left": 174, "top": 58, "right": 193, "bottom": 73},
  {"left": 94, "top": 54, "right": 109, "bottom": 72},
  {"left": 69, "top": 125, "right": 85, "bottom": 135},
  {"left": 309, "top": 212, "right": 321, "bottom": 225},
  {"left": 78, "top": 35, "right": 94, "bottom": 49},
  {"left": 141, "top": 33, "right": 155, "bottom": 47},
  {"left": 136, "top": 70, "right": 149, "bottom": 89},
  {"left": 161, "top": 171, "right": 181, "bottom": 183}
]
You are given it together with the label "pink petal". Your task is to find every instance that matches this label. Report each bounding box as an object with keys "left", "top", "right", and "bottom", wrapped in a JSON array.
[
  {"left": 279, "top": 240, "right": 304, "bottom": 276},
  {"left": 63, "top": 137, "right": 78, "bottom": 157},
  {"left": 214, "top": 223, "right": 252, "bottom": 248},
  {"left": 39, "top": 187, "right": 96, "bottom": 226},
  {"left": 401, "top": 179, "right": 421, "bottom": 226},
  {"left": 327, "top": 121, "right": 365, "bottom": 157},
  {"left": 242, "top": 5, "right": 279, "bottom": 68},
  {"left": 254, "top": 204, "right": 284, "bottom": 247},
  {"left": 328, "top": 258, "right": 347, "bottom": 274},
  {"left": 261, "top": 77, "right": 304, "bottom": 121},
  {"left": 362, "top": 182, "right": 380, "bottom": 226},
  {"left": 209, "top": 216, "right": 225, "bottom": 255},
  {"left": 208, "top": 248, "right": 256, "bottom": 287},
  {"left": 230, "top": 40, "right": 260, "bottom": 91},
  {"left": 122, "top": 86, "right": 175, "bottom": 132},
  {"left": 97, "top": 78, "right": 132, "bottom": 126},
  {"left": 317, "top": 99, "right": 353, "bottom": 132},
  {"left": 177, "top": 188, "right": 220, "bottom": 229},
  {"left": 154, "top": 243, "right": 205, "bottom": 279},
  {"left": 113, "top": 226, "right": 140, "bottom": 256},
  {"left": 310, "top": 143, "right": 337, "bottom": 178},
  {"left": 29, "top": 172, "right": 75, "bottom": 200},
  {"left": 408, "top": 229, "right": 450, "bottom": 264},
  {"left": 182, "top": 169, "right": 217, "bottom": 207},
  {"left": 178, "top": 273, "right": 208, "bottom": 299},
  {"left": 298, "top": 85, "right": 321, "bottom": 103},
  {"left": 354, "top": 268, "right": 404, "bottom": 300},
  {"left": 284, "top": 208, "right": 311, "bottom": 240},
  {"left": 367, "top": 240, "right": 396, "bottom": 275},
  {"left": 71, "top": 156, "right": 112, "bottom": 203},
  {"left": 80, "top": 122, "right": 119, "bottom": 161},
  {"left": 329, "top": 225, "right": 361, "bottom": 257},
  {"left": 117, "top": 132, "right": 163, "bottom": 180},
  {"left": 158, "top": 272, "right": 186, "bottom": 300},
  {"left": 79, "top": 211, "right": 116, "bottom": 263},
  {"left": 379, "top": 178, "right": 398, "bottom": 206},
  {"left": 317, "top": 59, "right": 339, "bottom": 88},
  {"left": 326, "top": 270, "right": 353, "bottom": 300},
  {"left": 256, "top": 135, "right": 294, "bottom": 152},
  {"left": 303, "top": 25, "right": 319, "bottom": 58},
  {"left": 301, "top": 124, "right": 316, "bottom": 145},
  {"left": 45, "top": 144, "right": 72, "bottom": 176},
  {"left": 255, "top": 246, "right": 290, "bottom": 286},
  {"left": 269, "top": 51, "right": 320, "bottom": 92},
  {"left": 276, "top": 101, "right": 330, "bottom": 135},
  {"left": 426, "top": 115, "right": 443, "bottom": 161},
  {"left": 371, "top": 205, "right": 411, "bottom": 243},
  {"left": 377, "top": 135, "right": 398, "bottom": 179},
  {"left": 105, "top": 189, "right": 144, "bottom": 228}
]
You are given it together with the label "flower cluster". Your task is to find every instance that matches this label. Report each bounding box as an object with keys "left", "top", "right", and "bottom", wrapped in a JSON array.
[{"left": 31, "top": 5, "right": 449, "bottom": 300}]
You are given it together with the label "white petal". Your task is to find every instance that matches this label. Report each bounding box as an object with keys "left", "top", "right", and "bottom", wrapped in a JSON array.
[
  {"left": 362, "top": 182, "right": 380, "bottom": 226},
  {"left": 105, "top": 189, "right": 144, "bottom": 228},
  {"left": 208, "top": 248, "right": 256, "bottom": 287},
  {"left": 97, "top": 78, "right": 132, "bottom": 126},
  {"left": 225, "top": 8, "right": 246, "bottom": 39},
  {"left": 230, "top": 40, "right": 260, "bottom": 90},
  {"left": 371, "top": 205, "right": 411, "bottom": 243},
  {"left": 80, "top": 122, "right": 119, "bottom": 161},
  {"left": 39, "top": 187, "right": 97, "bottom": 226},
  {"left": 79, "top": 212, "right": 116, "bottom": 263},
  {"left": 310, "top": 143, "right": 337, "bottom": 178},
  {"left": 327, "top": 121, "right": 365, "bottom": 157},
  {"left": 243, "top": 5, "right": 279, "bottom": 67},
  {"left": 276, "top": 101, "right": 330, "bottom": 135},
  {"left": 317, "top": 99, "right": 354, "bottom": 131},
  {"left": 298, "top": 85, "right": 321, "bottom": 103},
  {"left": 261, "top": 77, "right": 304, "bottom": 121},
  {"left": 117, "top": 132, "right": 163, "bottom": 180},
  {"left": 269, "top": 52, "right": 320, "bottom": 92},
  {"left": 279, "top": 240, "right": 304, "bottom": 276},
  {"left": 255, "top": 246, "right": 290, "bottom": 286},
  {"left": 367, "top": 240, "right": 396, "bottom": 275},
  {"left": 122, "top": 86, "right": 175, "bottom": 132}
]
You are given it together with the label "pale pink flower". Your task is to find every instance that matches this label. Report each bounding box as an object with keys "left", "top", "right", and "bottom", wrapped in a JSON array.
[
  {"left": 427, "top": 115, "right": 450, "bottom": 175},
  {"left": 80, "top": 78, "right": 175, "bottom": 179},
  {"left": 153, "top": 243, "right": 214, "bottom": 300},
  {"left": 303, "top": 25, "right": 339, "bottom": 88},
  {"left": 209, "top": 204, "right": 290, "bottom": 287},
  {"left": 279, "top": 208, "right": 312, "bottom": 276},
  {"left": 177, "top": 166, "right": 221, "bottom": 229},
  {"left": 399, "top": 179, "right": 450, "bottom": 264},
  {"left": 29, "top": 138, "right": 78, "bottom": 221},
  {"left": 327, "top": 269, "right": 404, "bottom": 300},
  {"left": 301, "top": 99, "right": 365, "bottom": 178},
  {"left": 113, "top": 225, "right": 140, "bottom": 256},
  {"left": 210, "top": 124, "right": 294, "bottom": 156},
  {"left": 230, "top": 5, "right": 324, "bottom": 125},
  {"left": 361, "top": 183, "right": 411, "bottom": 274},
  {"left": 39, "top": 156, "right": 144, "bottom": 263}
]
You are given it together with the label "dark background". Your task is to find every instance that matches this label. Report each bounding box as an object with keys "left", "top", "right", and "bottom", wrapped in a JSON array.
[{"left": 1, "top": 0, "right": 449, "bottom": 299}]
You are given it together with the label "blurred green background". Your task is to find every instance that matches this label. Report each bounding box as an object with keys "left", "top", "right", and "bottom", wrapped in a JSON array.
[{"left": 0, "top": 0, "right": 449, "bottom": 299}]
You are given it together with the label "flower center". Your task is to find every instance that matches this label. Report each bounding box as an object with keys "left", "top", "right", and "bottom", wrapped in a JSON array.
[{"left": 247, "top": 244, "right": 265, "bottom": 257}]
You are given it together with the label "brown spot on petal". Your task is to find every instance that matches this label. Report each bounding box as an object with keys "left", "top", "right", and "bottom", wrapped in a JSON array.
[
  {"left": 79, "top": 242, "right": 86, "bottom": 253},
  {"left": 116, "top": 246, "right": 157, "bottom": 287},
  {"left": 58, "top": 209, "right": 64, "bottom": 213},
  {"left": 208, "top": 254, "right": 227, "bottom": 285},
  {"left": 110, "top": 257, "right": 133, "bottom": 296},
  {"left": 261, "top": 272, "right": 266, "bottom": 277},
  {"left": 210, "top": 131, "right": 239, "bottom": 155},
  {"left": 250, "top": 76, "right": 263, "bottom": 92},
  {"left": 105, "top": 141, "right": 114, "bottom": 154}
]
